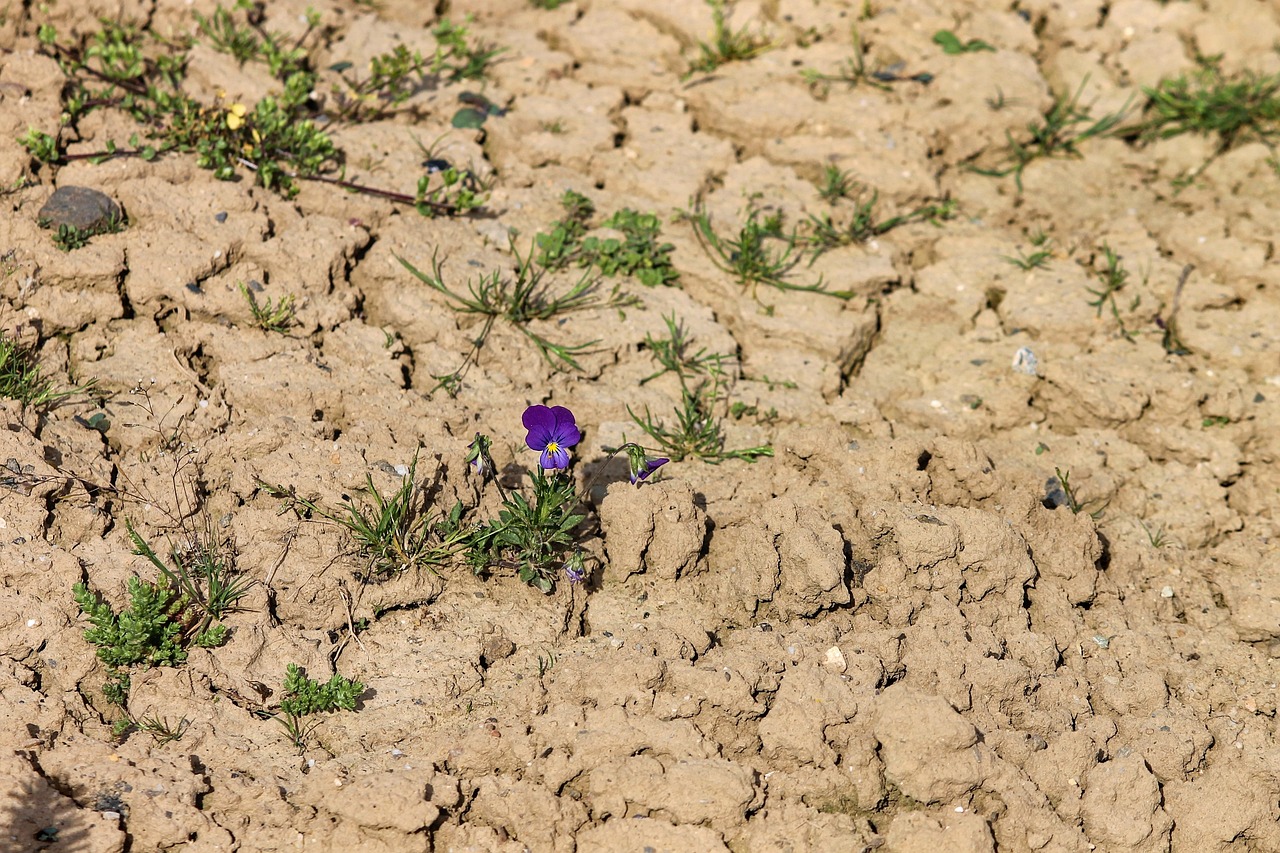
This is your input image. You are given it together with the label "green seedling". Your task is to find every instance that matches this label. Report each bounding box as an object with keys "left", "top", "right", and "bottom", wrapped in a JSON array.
[
  {"left": 0, "top": 330, "right": 93, "bottom": 408},
  {"left": 688, "top": 0, "right": 772, "bottom": 75},
  {"left": 1202, "top": 415, "right": 1231, "bottom": 428},
  {"left": 238, "top": 282, "right": 297, "bottom": 333},
  {"left": 640, "top": 313, "right": 732, "bottom": 386},
  {"left": 804, "top": 189, "right": 955, "bottom": 256},
  {"left": 74, "top": 522, "right": 243, "bottom": 713},
  {"left": 19, "top": 127, "right": 59, "bottom": 164},
  {"left": 43, "top": 212, "right": 126, "bottom": 251},
  {"left": 537, "top": 191, "right": 677, "bottom": 285},
  {"left": 1052, "top": 467, "right": 1106, "bottom": 518},
  {"left": 1002, "top": 229, "right": 1054, "bottom": 270},
  {"left": 397, "top": 240, "right": 636, "bottom": 393},
  {"left": 1085, "top": 243, "right": 1137, "bottom": 339},
  {"left": 802, "top": 29, "right": 931, "bottom": 95},
  {"left": 1129, "top": 60, "right": 1280, "bottom": 182},
  {"left": 972, "top": 79, "right": 1131, "bottom": 190},
  {"left": 537, "top": 191, "right": 678, "bottom": 286},
  {"left": 126, "top": 519, "right": 254, "bottom": 641},
  {"left": 818, "top": 164, "right": 857, "bottom": 202},
  {"left": 431, "top": 17, "right": 506, "bottom": 82},
  {"left": 628, "top": 358, "right": 772, "bottom": 464},
  {"left": 932, "top": 30, "right": 995, "bottom": 55},
  {"left": 257, "top": 664, "right": 364, "bottom": 751},
  {"left": 1137, "top": 519, "right": 1168, "bottom": 548},
  {"left": 261, "top": 453, "right": 470, "bottom": 577},
  {"left": 683, "top": 205, "right": 849, "bottom": 302},
  {"left": 467, "top": 466, "right": 584, "bottom": 592},
  {"left": 194, "top": 3, "right": 316, "bottom": 78}
]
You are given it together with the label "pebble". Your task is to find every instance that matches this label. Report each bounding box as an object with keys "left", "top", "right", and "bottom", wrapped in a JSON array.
[{"left": 37, "top": 186, "right": 122, "bottom": 233}]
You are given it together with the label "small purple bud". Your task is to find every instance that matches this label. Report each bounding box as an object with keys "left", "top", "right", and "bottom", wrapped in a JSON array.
[
  {"left": 625, "top": 444, "right": 668, "bottom": 485},
  {"left": 466, "top": 433, "right": 492, "bottom": 477},
  {"left": 564, "top": 551, "right": 586, "bottom": 584}
]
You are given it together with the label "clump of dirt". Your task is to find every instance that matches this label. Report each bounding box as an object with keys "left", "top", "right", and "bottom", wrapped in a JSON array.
[{"left": 2, "top": 0, "right": 1279, "bottom": 851}]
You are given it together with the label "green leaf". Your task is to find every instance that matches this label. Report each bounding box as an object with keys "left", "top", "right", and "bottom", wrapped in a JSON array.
[{"left": 451, "top": 107, "right": 487, "bottom": 129}]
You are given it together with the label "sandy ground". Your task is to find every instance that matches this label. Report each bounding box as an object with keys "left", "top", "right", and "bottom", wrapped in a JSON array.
[{"left": 1, "top": 0, "right": 1279, "bottom": 850}]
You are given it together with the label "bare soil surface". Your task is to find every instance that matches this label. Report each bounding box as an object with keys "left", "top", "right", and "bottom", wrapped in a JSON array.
[{"left": 2, "top": 1, "right": 1279, "bottom": 851}]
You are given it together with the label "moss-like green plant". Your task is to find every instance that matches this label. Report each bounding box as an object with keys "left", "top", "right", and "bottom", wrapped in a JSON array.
[{"left": 259, "top": 664, "right": 364, "bottom": 750}]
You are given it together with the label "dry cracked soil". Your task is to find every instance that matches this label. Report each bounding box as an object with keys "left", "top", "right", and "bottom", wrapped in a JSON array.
[{"left": 1, "top": 0, "right": 1279, "bottom": 851}]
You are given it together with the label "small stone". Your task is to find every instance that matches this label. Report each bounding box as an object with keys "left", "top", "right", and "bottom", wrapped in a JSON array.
[
  {"left": 37, "top": 186, "right": 122, "bottom": 233},
  {"left": 1160, "top": 586, "right": 1175, "bottom": 598},
  {"left": 824, "top": 645, "right": 847, "bottom": 673},
  {"left": 214, "top": 211, "right": 228, "bottom": 223}
]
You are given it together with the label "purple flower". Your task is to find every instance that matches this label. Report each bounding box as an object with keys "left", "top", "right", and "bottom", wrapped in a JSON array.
[
  {"left": 624, "top": 443, "right": 668, "bottom": 485},
  {"left": 564, "top": 551, "right": 586, "bottom": 584},
  {"left": 466, "top": 433, "right": 493, "bottom": 477},
  {"left": 632, "top": 456, "right": 669, "bottom": 485},
  {"left": 522, "top": 405, "right": 581, "bottom": 470}
]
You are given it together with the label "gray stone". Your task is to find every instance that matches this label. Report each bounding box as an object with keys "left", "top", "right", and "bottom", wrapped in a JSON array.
[{"left": 37, "top": 186, "right": 122, "bottom": 233}]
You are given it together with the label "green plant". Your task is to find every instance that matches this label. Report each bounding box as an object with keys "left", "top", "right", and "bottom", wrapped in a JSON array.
[
  {"left": 804, "top": 189, "right": 955, "bottom": 255},
  {"left": 431, "top": 17, "right": 506, "bottom": 82},
  {"left": 1137, "top": 519, "right": 1168, "bottom": 548},
  {"left": 932, "top": 30, "right": 995, "bottom": 55},
  {"left": 33, "top": 20, "right": 488, "bottom": 216},
  {"left": 0, "top": 330, "right": 92, "bottom": 407},
  {"left": 468, "top": 466, "right": 584, "bottom": 592},
  {"left": 1052, "top": 467, "right": 1106, "bottom": 518},
  {"left": 126, "top": 519, "right": 254, "bottom": 641},
  {"left": 259, "top": 664, "right": 364, "bottom": 751},
  {"left": 1085, "top": 243, "right": 1137, "bottom": 339},
  {"left": 818, "top": 164, "right": 857, "bottom": 201},
  {"left": 801, "top": 29, "right": 931, "bottom": 95},
  {"left": 628, "top": 357, "right": 772, "bottom": 464},
  {"left": 396, "top": 240, "right": 636, "bottom": 393},
  {"left": 19, "top": 127, "right": 59, "bottom": 163},
  {"left": 261, "top": 453, "right": 471, "bottom": 577},
  {"left": 683, "top": 205, "right": 849, "bottom": 302},
  {"left": 640, "top": 313, "right": 732, "bottom": 385},
  {"left": 537, "top": 192, "right": 678, "bottom": 287},
  {"left": 44, "top": 212, "right": 126, "bottom": 251},
  {"left": 239, "top": 282, "right": 297, "bottom": 332},
  {"left": 689, "top": 0, "right": 772, "bottom": 75},
  {"left": 73, "top": 521, "right": 242, "bottom": 712},
  {"left": 1129, "top": 60, "right": 1280, "bottom": 181},
  {"left": 1002, "top": 229, "right": 1054, "bottom": 270},
  {"left": 972, "top": 79, "right": 1131, "bottom": 190}
]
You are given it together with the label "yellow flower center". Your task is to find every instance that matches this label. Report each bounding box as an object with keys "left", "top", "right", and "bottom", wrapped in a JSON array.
[{"left": 545, "top": 441, "right": 560, "bottom": 454}]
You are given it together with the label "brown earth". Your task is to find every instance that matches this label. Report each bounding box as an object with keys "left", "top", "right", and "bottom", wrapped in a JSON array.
[{"left": 2, "top": 0, "right": 1279, "bottom": 851}]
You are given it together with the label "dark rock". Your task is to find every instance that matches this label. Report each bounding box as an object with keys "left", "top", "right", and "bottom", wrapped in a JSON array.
[{"left": 37, "top": 186, "right": 122, "bottom": 233}]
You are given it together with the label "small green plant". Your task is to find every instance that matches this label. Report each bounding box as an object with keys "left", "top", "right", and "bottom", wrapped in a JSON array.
[
  {"left": 0, "top": 330, "right": 92, "bottom": 408},
  {"left": 1135, "top": 60, "right": 1280, "bottom": 148},
  {"left": 932, "top": 30, "right": 995, "bottom": 55},
  {"left": 1051, "top": 467, "right": 1106, "bottom": 518},
  {"left": 1201, "top": 415, "right": 1231, "bottom": 428},
  {"left": 689, "top": 0, "right": 772, "bottom": 75},
  {"left": 469, "top": 464, "right": 584, "bottom": 592},
  {"left": 1137, "top": 519, "right": 1168, "bottom": 548},
  {"left": 804, "top": 189, "right": 955, "bottom": 255},
  {"left": 683, "top": 205, "right": 849, "bottom": 302},
  {"left": 818, "top": 164, "right": 857, "bottom": 202},
  {"left": 261, "top": 453, "right": 471, "bottom": 577},
  {"left": 801, "top": 29, "right": 931, "bottom": 96},
  {"left": 1085, "top": 243, "right": 1137, "bottom": 339},
  {"left": 628, "top": 357, "right": 772, "bottom": 464},
  {"left": 73, "top": 521, "right": 244, "bottom": 713},
  {"left": 396, "top": 240, "right": 636, "bottom": 393},
  {"left": 126, "top": 519, "right": 254, "bottom": 641},
  {"left": 259, "top": 664, "right": 364, "bottom": 751},
  {"left": 239, "top": 282, "right": 297, "bottom": 332},
  {"left": 1002, "top": 229, "right": 1054, "bottom": 270},
  {"left": 640, "top": 313, "right": 732, "bottom": 386},
  {"left": 19, "top": 127, "right": 59, "bottom": 163},
  {"left": 536, "top": 191, "right": 678, "bottom": 286},
  {"left": 431, "top": 17, "right": 506, "bottom": 82},
  {"left": 531, "top": 0, "right": 570, "bottom": 7},
  {"left": 972, "top": 80, "right": 1131, "bottom": 190},
  {"left": 44, "top": 212, "right": 126, "bottom": 251}
]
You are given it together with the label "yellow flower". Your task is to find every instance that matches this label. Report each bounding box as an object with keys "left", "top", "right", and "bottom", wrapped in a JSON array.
[{"left": 226, "top": 102, "right": 247, "bottom": 130}]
